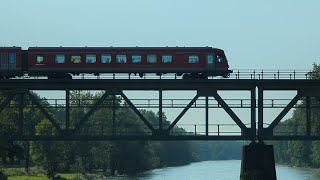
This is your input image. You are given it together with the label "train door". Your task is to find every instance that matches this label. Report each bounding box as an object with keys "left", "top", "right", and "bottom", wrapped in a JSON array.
[
  {"left": 206, "top": 53, "right": 216, "bottom": 73},
  {"left": 0, "top": 52, "right": 16, "bottom": 76},
  {"left": 8, "top": 53, "right": 16, "bottom": 74}
]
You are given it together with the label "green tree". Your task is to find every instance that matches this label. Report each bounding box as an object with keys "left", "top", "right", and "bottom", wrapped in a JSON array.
[{"left": 274, "top": 63, "right": 320, "bottom": 167}]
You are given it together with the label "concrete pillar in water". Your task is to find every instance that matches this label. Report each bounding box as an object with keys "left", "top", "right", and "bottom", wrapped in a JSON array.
[{"left": 240, "top": 142, "right": 277, "bottom": 180}]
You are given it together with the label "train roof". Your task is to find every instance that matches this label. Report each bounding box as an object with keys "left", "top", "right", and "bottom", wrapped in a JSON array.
[
  {"left": 0, "top": 47, "right": 21, "bottom": 49},
  {"left": 28, "top": 46, "right": 223, "bottom": 50}
]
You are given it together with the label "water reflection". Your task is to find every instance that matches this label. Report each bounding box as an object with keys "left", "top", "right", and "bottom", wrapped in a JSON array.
[{"left": 129, "top": 160, "right": 320, "bottom": 180}]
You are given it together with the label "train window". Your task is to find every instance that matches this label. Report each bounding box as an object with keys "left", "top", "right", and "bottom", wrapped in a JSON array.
[
  {"left": 55, "top": 54, "right": 65, "bottom": 64},
  {"left": 217, "top": 55, "right": 224, "bottom": 63},
  {"left": 162, "top": 54, "right": 172, "bottom": 63},
  {"left": 207, "top": 54, "right": 215, "bottom": 64},
  {"left": 132, "top": 55, "right": 142, "bottom": 63},
  {"left": 147, "top": 54, "right": 157, "bottom": 63},
  {"left": 188, "top": 55, "right": 199, "bottom": 64},
  {"left": 101, "top": 54, "right": 112, "bottom": 63},
  {"left": 8, "top": 53, "right": 16, "bottom": 64},
  {"left": 71, "top": 55, "right": 81, "bottom": 63},
  {"left": 36, "top": 55, "right": 44, "bottom": 64},
  {"left": 116, "top": 54, "right": 127, "bottom": 63},
  {"left": 86, "top": 54, "right": 96, "bottom": 63}
]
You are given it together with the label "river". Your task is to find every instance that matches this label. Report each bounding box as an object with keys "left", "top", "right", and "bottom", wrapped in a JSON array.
[{"left": 116, "top": 160, "right": 320, "bottom": 180}]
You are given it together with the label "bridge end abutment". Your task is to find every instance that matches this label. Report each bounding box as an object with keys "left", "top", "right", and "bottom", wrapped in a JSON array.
[{"left": 240, "top": 143, "right": 276, "bottom": 180}]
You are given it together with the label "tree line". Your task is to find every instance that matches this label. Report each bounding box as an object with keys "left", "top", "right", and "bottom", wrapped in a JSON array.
[
  {"left": 273, "top": 64, "right": 320, "bottom": 167},
  {"left": 0, "top": 90, "right": 243, "bottom": 178}
]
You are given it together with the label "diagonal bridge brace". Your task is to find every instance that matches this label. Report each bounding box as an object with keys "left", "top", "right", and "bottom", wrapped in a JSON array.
[
  {"left": 120, "top": 92, "right": 155, "bottom": 133},
  {"left": 212, "top": 91, "right": 250, "bottom": 136},
  {"left": 0, "top": 93, "right": 16, "bottom": 113},
  {"left": 73, "top": 91, "right": 111, "bottom": 133},
  {"left": 265, "top": 91, "right": 303, "bottom": 134},
  {"left": 167, "top": 94, "right": 200, "bottom": 132},
  {"left": 27, "top": 91, "right": 63, "bottom": 134}
]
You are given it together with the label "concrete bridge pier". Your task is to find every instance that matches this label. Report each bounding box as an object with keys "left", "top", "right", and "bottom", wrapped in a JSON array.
[{"left": 240, "top": 142, "right": 276, "bottom": 180}]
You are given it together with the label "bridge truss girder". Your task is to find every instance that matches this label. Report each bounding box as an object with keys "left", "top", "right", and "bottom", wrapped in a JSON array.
[
  {"left": 258, "top": 80, "right": 320, "bottom": 140},
  {"left": 1, "top": 79, "right": 320, "bottom": 141},
  {"left": 0, "top": 79, "right": 256, "bottom": 141}
]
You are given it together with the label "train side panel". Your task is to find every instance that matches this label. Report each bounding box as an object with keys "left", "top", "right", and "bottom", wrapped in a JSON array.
[
  {"left": 0, "top": 47, "right": 23, "bottom": 77},
  {"left": 27, "top": 47, "right": 231, "bottom": 77}
]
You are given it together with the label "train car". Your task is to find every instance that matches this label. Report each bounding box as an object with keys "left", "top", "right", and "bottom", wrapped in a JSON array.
[
  {"left": 0, "top": 47, "right": 23, "bottom": 78},
  {"left": 27, "top": 47, "right": 231, "bottom": 79}
]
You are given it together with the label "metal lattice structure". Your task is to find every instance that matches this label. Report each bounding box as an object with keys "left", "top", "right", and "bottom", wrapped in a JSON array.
[{"left": 0, "top": 79, "right": 320, "bottom": 141}]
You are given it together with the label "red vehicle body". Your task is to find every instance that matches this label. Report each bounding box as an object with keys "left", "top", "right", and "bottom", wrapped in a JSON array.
[
  {"left": 1, "top": 47, "right": 231, "bottom": 79},
  {"left": 0, "top": 47, "right": 23, "bottom": 77}
]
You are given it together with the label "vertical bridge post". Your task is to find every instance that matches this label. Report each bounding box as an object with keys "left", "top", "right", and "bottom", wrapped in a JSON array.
[{"left": 66, "top": 89, "right": 70, "bottom": 133}]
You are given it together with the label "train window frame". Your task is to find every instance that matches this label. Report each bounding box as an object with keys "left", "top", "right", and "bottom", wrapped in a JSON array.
[
  {"left": 131, "top": 54, "right": 142, "bottom": 63},
  {"left": 207, "top": 54, "right": 215, "bottom": 64},
  {"left": 55, "top": 54, "right": 65, "bottom": 64},
  {"left": 8, "top": 53, "right": 16, "bottom": 64},
  {"left": 116, "top": 54, "right": 127, "bottom": 63},
  {"left": 86, "top": 54, "right": 96, "bottom": 64},
  {"left": 162, "top": 54, "right": 172, "bottom": 63},
  {"left": 101, "top": 54, "right": 112, "bottom": 63},
  {"left": 188, "top": 55, "right": 199, "bottom": 64},
  {"left": 36, "top": 55, "right": 44, "bottom": 64},
  {"left": 71, "top": 54, "right": 81, "bottom": 64},
  {"left": 147, "top": 54, "right": 157, "bottom": 63}
]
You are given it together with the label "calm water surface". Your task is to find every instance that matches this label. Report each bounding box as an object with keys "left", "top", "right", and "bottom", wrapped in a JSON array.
[{"left": 124, "top": 160, "right": 320, "bottom": 180}]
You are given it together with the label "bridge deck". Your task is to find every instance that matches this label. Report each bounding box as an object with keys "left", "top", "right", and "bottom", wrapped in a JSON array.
[{"left": 1, "top": 79, "right": 320, "bottom": 90}]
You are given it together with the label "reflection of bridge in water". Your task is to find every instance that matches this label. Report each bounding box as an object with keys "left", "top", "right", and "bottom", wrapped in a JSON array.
[{"left": 1, "top": 70, "right": 320, "bottom": 180}]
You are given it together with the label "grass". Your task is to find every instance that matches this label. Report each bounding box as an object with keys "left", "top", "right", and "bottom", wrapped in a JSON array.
[
  {"left": 8, "top": 174, "right": 47, "bottom": 180},
  {"left": 8, "top": 173, "right": 87, "bottom": 180},
  {"left": 1, "top": 167, "right": 88, "bottom": 180}
]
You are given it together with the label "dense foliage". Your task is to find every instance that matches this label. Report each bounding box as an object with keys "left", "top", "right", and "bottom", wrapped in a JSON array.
[
  {"left": 274, "top": 63, "right": 320, "bottom": 167},
  {"left": 0, "top": 90, "right": 243, "bottom": 178}
]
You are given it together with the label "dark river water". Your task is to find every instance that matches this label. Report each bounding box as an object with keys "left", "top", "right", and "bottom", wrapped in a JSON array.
[{"left": 113, "top": 160, "right": 320, "bottom": 180}]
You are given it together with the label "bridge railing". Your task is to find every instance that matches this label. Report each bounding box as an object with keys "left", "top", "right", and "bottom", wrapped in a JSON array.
[
  {"left": 229, "top": 69, "right": 314, "bottom": 80},
  {"left": 170, "top": 124, "right": 243, "bottom": 136},
  {"left": 15, "top": 69, "right": 318, "bottom": 80},
  {"left": 268, "top": 123, "right": 320, "bottom": 136},
  {"left": 1, "top": 97, "right": 318, "bottom": 109},
  {"left": 1, "top": 123, "right": 245, "bottom": 137}
]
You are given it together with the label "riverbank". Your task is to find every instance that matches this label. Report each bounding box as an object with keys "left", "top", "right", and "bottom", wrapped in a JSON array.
[
  {"left": 1, "top": 167, "right": 103, "bottom": 180},
  {"left": 276, "top": 164, "right": 320, "bottom": 178},
  {"left": 2, "top": 161, "right": 320, "bottom": 180},
  {"left": 276, "top": 162, "right": 320, "bottom": 177}
]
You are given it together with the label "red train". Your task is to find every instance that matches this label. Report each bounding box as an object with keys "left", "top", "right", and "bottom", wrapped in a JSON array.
[{"left": 0, "top": 47, "right": 232, "bottom": 79}]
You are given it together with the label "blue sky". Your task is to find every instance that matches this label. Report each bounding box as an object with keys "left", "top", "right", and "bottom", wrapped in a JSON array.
[
  {"left": 1, "top": 0, "right": 319, "bottom": 70},
  {"left": 1, "top": 0, "right": 319, "bottom": 131}
]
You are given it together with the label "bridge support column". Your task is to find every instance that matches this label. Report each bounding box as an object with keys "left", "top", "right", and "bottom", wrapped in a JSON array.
[{"left": 240, "top": 143, "right": 276, "bottom": 180}]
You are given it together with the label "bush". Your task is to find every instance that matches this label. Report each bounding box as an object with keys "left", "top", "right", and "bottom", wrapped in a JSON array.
[{"left": 0, "top": 170, "right": 8, "bottom": 180}]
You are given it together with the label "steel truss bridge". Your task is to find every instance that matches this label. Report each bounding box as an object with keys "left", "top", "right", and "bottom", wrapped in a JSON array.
[{"left": 1, "top": 70, "right": 320, "bottom": 142}]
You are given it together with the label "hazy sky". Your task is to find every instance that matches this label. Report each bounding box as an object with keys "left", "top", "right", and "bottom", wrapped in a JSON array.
[
  {"left": 1, "top": 0, "right": 319, "bottom": 132},
  {"left": 1, "top": 0, "right": 319, "bottom": 70}
]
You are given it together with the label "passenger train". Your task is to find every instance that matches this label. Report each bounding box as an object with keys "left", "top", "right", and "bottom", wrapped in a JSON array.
[{"left": 0, "top": 47, "right": 232, "bottom": 79}]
